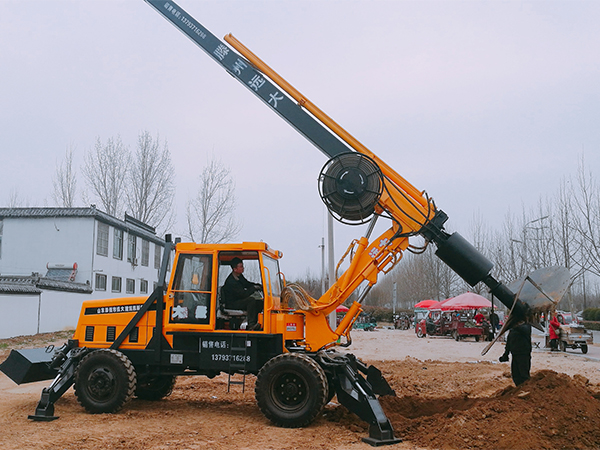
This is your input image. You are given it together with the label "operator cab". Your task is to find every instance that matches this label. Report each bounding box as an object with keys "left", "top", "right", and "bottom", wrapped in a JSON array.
[{"left": 166, "top": 243, "right": 284, "bottom": 333}]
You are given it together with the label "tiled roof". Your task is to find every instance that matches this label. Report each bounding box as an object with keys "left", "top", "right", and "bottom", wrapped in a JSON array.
[
  {"left": 0, "top": 207, "right": 165, "bottom": 244},
  {"left": 0, "top": 275, "right": 92, "bottom": 294},
  {"left": 0, "top": 282, "right": 42, "bottom": 294}
]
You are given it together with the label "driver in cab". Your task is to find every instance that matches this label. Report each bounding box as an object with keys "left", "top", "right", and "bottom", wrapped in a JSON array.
[{"left": 221, "top": 257, "right": 264, "bottom": 330}]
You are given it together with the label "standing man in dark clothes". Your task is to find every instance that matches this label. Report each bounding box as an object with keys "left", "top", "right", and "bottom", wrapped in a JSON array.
[
  {"left": 499, "top": 321, "right": 532, "bottom": 386},
  {"left": 221, "top": 257, "right": 264, "bottom": 330}
]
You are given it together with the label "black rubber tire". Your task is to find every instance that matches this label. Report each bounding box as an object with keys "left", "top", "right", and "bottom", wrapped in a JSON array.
[
  {"left": 475, "top": 335, "right": 480, "bottom": 342},
  {"left": 416, "top": 328, "right": 424, "bottom": 338},
  {"left": 255, "top": 353, "right": 328, "bottom": 428},
  {"left": 581, "top": 344, "right": 588, "bottom": 354},
  {"left": 74, "top": 349, "right": 136, "bottom": 414},
  {"left": 135, "top": 375, "right": 176, "bottom": 401}
]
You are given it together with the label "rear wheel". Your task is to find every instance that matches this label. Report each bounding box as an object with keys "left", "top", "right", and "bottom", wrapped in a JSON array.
[
  {"left": 135, "top": 375, "right": 176, "bottom": 401},
  {"left": 581, "top": 344, "right": 589, "bottom": 354},
  {"left": 416, "top": 328, "right": 424, "bottom": 338},
  {"left": 475, "top": 335, "right": 480, "bottom": 342},
  {"left": 255, "top": 353, "right": 328, "bottom": 428},
  {"left": 75, "top": 349, "right": 136, "bottom": 414}
]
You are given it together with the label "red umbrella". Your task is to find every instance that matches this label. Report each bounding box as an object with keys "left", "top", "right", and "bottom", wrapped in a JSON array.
[
  {"left": 336, "top": 305, "right": 350, "bottom": 313},
  {"left": 426, "top": 298, "right": 453, "bottom": 310},
  {"left": 414, "top": 299, "right": 437, "bottom": 309},
  {"left": 440, "top": 293, "right": 492, "bottom": 311}
]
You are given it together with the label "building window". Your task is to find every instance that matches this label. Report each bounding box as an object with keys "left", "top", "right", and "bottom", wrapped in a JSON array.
[
  {"left": 97, "top": 223, "right": 109, "bottom": 257},
  {"left": 126, "top": 278, "right": 135, "bottom": 294},
  {"left": 141, "top": 240, "right": 149, "bottom": 266},
  {"left": 127, "top": 234, "right": 137, "bottom": 264},
  {"left": 112, "top": 276, "right": 122, "bottom": 293},
  {"left": 113, "top": 228, "right": 123, "bottom": 260},
  {"left": 154, "top": 243, "right": 161, "bottom": 269},
  {"left": 95, "top": 273, "right": 107, "bottom": 291},
  {"left": 140, "top": 279, "right": 148, "bottom": 294}
]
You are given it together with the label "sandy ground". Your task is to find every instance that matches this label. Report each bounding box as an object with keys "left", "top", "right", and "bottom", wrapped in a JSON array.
[{"left": 1, "top": 328, "right": 600, "bottom": 450}]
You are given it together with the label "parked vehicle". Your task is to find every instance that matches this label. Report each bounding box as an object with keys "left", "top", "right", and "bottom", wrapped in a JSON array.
[
  {"left": 555, "top": 312, "right": 593, "bottom": 353},
  {"left": 448, "top": 312, "right": 489, "bottom": 342},
  {"left": 393, "top": 313, "right": 411, "bottom": 330},
  {"left": 415, "top": 310, "right": 453, "bottom": 338}
]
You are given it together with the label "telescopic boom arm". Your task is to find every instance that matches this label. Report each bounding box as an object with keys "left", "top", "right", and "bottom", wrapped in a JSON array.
[{"left": 145, "top": 0, "right": 532, "bottom": 351}]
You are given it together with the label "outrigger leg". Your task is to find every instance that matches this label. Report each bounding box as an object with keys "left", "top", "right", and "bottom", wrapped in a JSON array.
[
  {"left": 28, "top": 341, "right": 86, "bottom": 421},
  {"left": 317, "top": 352, "right": 401, "bottom": 447}
]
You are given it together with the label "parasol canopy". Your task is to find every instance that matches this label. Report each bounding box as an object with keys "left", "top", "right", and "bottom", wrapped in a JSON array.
[
  {"left": 426, "top": 298, "right": 453, "bottom": 310},
  {"left": 336, "top": 304, "right": 350, "bottom": 312},
  {"left": 414, "top": 299, "right": 438, "bottom": 309},
  {"left": 441, "top": 292, "right": 492, "bottom": 311}
]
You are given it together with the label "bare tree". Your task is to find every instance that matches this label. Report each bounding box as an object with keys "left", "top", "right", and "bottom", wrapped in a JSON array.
[
  {"left": 7, "top": 188, "right": 29, "bottom": 207},
  {"left": 186, "top": 157, "right": 241, "bottom": 243},
  {"left": 125, "top": 131, "right": 175, "bottom": 232},
  {"left": 572, "top": 155, "right": 600, "bottom": 278},
  {"left": 52, "top": 145, "right": 77, "bottom": 207},
  {"left": 82, "top": 136, "right": 129, "bottom": 216}
]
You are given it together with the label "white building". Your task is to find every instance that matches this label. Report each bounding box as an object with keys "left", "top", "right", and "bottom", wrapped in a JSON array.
[{"left": 0, "top": 207, "right": 166, "bottom": 338}]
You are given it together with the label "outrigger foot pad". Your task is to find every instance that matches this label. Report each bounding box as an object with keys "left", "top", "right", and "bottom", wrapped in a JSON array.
[
  {"left": 362, "top": 436, "right": 403, "bottom": 447},
  {"left": 28, "top": 388, "right": 59, "bottom": 421}
]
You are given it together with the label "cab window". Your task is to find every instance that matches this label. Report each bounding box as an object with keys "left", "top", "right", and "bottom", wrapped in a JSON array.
[
  {"left": 262, "top": 255, "right": 282, "bottom": 298},
  {"left": 170, "top": 254, "right": 212, "bottom": 324}
]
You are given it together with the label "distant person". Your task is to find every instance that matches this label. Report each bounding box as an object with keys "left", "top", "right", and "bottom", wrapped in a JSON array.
[
  {"left": 221, "top": 257, "right": 264, "bottom": 330},
  {"left": 474, "top": 311, "right": 485, "bottom": 325},
  {"left": 499, "top": 321, "right": 532, "bottom": 386},
  {"left": 490, "top": 312, "right": 500, "bottom": 331},
  {"left": 549, "top": 314, "right": 561, "bottom": 351}
]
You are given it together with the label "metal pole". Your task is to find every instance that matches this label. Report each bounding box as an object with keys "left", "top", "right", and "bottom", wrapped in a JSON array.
[
  {"left": 392, "top": 282, "right": 397, "bottom": 317},
  {"left": 328, "top": 212, "right": 336, "bottom": 329},
  {"left": 320, "top": 237, "right": 326, "bottom": 296}
]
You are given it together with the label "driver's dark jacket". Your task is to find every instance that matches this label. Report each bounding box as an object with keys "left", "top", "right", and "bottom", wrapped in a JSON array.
[{"left": 221, "top": 273, "right": 256, "bottom": 307}]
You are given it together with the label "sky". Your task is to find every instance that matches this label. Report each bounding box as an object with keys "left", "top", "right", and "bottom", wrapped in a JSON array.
[{"left": 1, "top": 0, "right": 599, "bottom": 280}]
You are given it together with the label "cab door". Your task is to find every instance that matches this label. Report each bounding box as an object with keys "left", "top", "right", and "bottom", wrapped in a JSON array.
[{"left": 165, "top": 252, "right": 215, "bottom": 331}]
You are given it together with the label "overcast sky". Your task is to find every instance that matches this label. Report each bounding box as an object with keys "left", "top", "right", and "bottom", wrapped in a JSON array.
[{"left": 1, "top": 0, "right": 599, "bottom": 279}]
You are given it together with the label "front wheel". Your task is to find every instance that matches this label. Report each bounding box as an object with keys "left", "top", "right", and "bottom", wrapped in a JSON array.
[
  {"left": 255, "top": 353, "right": 328, "bottom": 428},
  {"left": 581, "top": 344, "right": 589, "bottom": 354},
  {"left": 74, "top": 349, "right": 136, "bottom": 414},
  {"left": 416, "top": 328, "right": 425, "bottom": 338}
]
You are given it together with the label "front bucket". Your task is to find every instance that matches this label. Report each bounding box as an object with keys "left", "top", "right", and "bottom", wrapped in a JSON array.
[{"left": 0, "top": 348, "right": 58, "bottom": 385}]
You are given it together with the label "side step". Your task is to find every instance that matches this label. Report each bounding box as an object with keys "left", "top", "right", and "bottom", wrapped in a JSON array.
[
  {"left": 316, "top": 351, "right": 401, "bottom": 447},
  {"left": 227, "top": 334, "right": 249, "bottom": 393}
]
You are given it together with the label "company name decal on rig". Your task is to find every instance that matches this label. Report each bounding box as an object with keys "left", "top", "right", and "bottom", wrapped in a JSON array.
[
  {"left": 85, "top": 304, "right": 144, "bottom": 315},
  {"left": 286, "top": 323, "right": 297, "bottom": 332}
]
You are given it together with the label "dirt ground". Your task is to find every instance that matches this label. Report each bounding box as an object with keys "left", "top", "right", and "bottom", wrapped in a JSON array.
[{"left": 2, "top": 328, "right": 600, "bottom": 450}]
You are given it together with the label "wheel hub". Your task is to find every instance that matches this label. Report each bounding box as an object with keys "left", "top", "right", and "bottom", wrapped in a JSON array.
[
  {"left": 275, "top": 374, "right": 307, "bottom": 408},
  {"left": 88, "top": 368, "right": 116, "bottom": 400}
]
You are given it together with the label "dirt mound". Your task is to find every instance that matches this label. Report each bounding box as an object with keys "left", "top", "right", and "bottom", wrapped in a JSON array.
[{"left": 328, "top": 367, "right": 600, "bottom": 450}]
